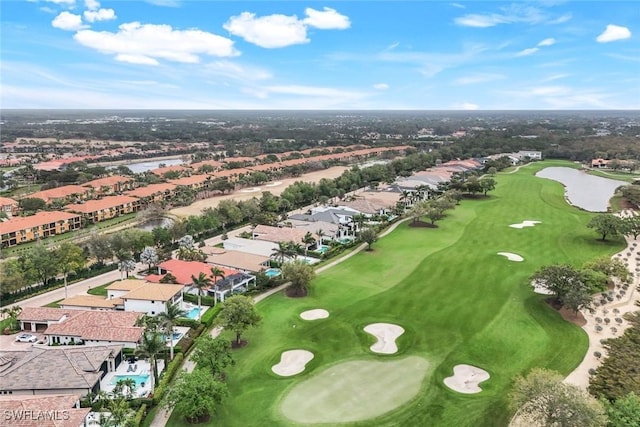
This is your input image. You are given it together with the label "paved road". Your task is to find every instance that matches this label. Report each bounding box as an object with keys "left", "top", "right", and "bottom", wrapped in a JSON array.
[{"left": 3, "top": 263, "right": 144, "bottom": 310}]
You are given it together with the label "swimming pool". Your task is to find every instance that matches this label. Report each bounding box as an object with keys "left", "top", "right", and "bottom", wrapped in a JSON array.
[
  {"left": 186, "top": 307, "right": 201, "bottom": 319},
  {"left": 265, "top": 268, "right": 282, "bottom": 278},
  {"left": 160, "top": 331, "right": 184, "bottom": 342},
  {"left": 316, "top": 245, "right": 330, "bottom": 254},
  {"left": 111, "top": 374, "right": 149, "bottom": 388}
]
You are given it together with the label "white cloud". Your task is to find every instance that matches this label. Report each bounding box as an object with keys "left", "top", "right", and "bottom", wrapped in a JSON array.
[
  {"left": 52, "top": 11, "right": 87, "bottom": 31},
  {"left": 537, "top": 37, "right": 556, "bottom": 46},
  {"left": 224, "top": 7, "right": 350, "bottom": 48},
  {"left": 596, "top": 24, "right": 632, "bottom": 43},
  {"left": 43, "top": 0, "right": 76, "bottom": 5},
  {"left": 454, "top": 73, "right": 505, "bottom": 85},
  {"left": 452, "top": 102, "right": 479, "bottom": 110},
  {"left": 224, "top": 12, "right": 308, "bottom": 48},
  {"left": 74, "top": 22, "right": 238, "bottom": 65},
  {"left": 455, "top": 5, "right": 569, "bottom": 27},
  {"left": 84, "top": 0, "right": 99, "bottom": 10},
  {"left": 516, "top": 47, "right": 539, "bottom": 56},
  {"left": 450, "top": 3, "right": 466, "bottom": 9},
  {"left": 205, "top": 60, "right": 273, "bottom": 81},
  {"left": 303, "top": 7, "right": 350, "bottom": 29},
  {"left": 541, "top": 73, "right": 570, "bottom": 82},
  {"left": 373, "top": 83, "right": 389, "bottom": 90},
  {"left": 145, "top": 0, "right": 181, "bottom": 6},
  {"left": 84, "top": 8, "right": 116, "bottom": 22}
]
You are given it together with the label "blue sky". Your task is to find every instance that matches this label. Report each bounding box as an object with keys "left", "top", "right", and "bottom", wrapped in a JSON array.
[{"left": 2, "top": 1, "right": 638, "bottom": 109}]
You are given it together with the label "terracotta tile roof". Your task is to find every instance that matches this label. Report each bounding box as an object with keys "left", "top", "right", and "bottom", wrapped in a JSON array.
[
  {"left": 82, "top": 175, "right": 134, "bottom": 189},
  {"left": 44, "top": 310, "right": 144, "bottom": 343},
  {"left": 0, "top": 394, "right": 89, "bottom": 427},
  {"left": 59, "top": 295, "right": 122, "bottom": 308},
  {"left": 124, "top": 183, "right": 176, "bottom": 198},
  {"left": 106, "top": 279, "right": 147, "bottom": 291},
  {"left": 0, "top": 211, "right": 80, "bottom": 235},
  {"left": 212, "top": 168, "right": 250, "bottom": 178},
  {"left": 28, "top": 185, "right": 90, "bottom": 203},
  {"left": 253, "top": 224, "right": 309, "bottom": 244},
  {"left": 337, "top": 197, "right": 393, "bottom": 214},
  {"left": 149, "top": 165, "right": 190, "bottom": 176},
  {"left": 168, "top": 175, "right": 210, "bottom": 186},
  {"left": 191, "top": 160, "right": 223, "bottom": 169},
  {"left": 0, "top": 345, "right": 121, "bottom": 393},
  {"left": 151, "top": 259, "right": 239, "bottom": 286},
  {"left": 18, "top": 307, "right": 76, "bottom": 323},
  {"left": 121, "top": 283, "right": 184, "bottom": 301},
  {"left": 0, "top": 197, "right": 18, "bottom": 206},
  {"left": 64, "top": 195, "right": 139, "bottom": 214},
  {"left": 202, "top": 247, "right": 269, "bottom": 272},
  {"left": 223, "top": 156, "right": 254, "bottom": 164}
]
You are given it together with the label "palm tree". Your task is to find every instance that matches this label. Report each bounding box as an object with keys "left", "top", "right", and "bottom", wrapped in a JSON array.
[
  {"left": 1, "top": 306, "right": 22, "bottom": 332},
  {"left": 190, "top": 272, "right": 211, "bottom": 320},
  {"left": 302, "top": 232, "right": 315, "bottom": 257},
  {"left": 271, "top": 241, "right": 291, "bottom": 266},
  {"left": 210, "top": 266, "right": 226, "bottom": 304},
  {"left": 315, "top": 229, "right": 325, "bottom": 249},
  {"left": 157, "top": 302, "right": 187, "bottom": 361},
  {"left": 135, "top": 331, "right": 164, "bottom": 392}
]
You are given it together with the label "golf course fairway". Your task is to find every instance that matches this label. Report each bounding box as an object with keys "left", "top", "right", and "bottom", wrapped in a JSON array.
[{"left": 173, "top": 160, "right": 624, "bottom": 427}]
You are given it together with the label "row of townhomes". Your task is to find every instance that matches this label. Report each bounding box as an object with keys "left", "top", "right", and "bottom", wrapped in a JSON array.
[{"left": 0, "top": 145, "right": 409, "bottom": 248}]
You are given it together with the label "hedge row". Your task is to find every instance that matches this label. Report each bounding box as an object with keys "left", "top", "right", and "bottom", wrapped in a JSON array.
[
  {"left": 200, "top": 304, "right": 222, "bottom": 327},
  {"left": 183, "top": 292, "right": 216, "bottom": 306},
  {"left": 133, "top": 403, "right": 147, "bottom": 427},
  {"left": 152, "top": 352, "right": 184, "bottom": 405}
]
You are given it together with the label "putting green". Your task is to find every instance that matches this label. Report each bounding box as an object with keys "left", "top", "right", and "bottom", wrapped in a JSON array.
[{"left": 279, "top": 356, "right": 429, "bottom": 423}]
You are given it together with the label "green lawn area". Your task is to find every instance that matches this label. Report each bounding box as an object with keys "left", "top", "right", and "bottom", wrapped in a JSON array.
[
  {"left": 44, "top": 299, "right": 62, "bottom": 308},
  {"left": 87, "top": 282, "right": 114, "bottom": 296},
  {"left": 168, "top": 160, "right": 625, "bottom": 427}
]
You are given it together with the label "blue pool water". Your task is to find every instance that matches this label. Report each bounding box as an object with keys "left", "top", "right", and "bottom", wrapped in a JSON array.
[
  {"left": 186, "top": 307, "right": 201, "bottom": 319},
  {"left": 316, "top": 245, "right": 330, "bottom": 254},
  {"left": 111, "top": 374, "right": 149, "bottom": 387},
  {"left": 160, "top": 331, "right": 184, "bottom": 341},
  {"left": 265, "top": 268, "right": 282, "bottom": 278}
]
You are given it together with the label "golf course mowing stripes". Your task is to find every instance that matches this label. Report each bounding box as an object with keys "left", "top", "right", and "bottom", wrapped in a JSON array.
[
  {"left": 185, "top": 161, "right": 625, "bottom": 427},
  {"left": 279, "top": 356, "right": 429, "bottom": 424}
]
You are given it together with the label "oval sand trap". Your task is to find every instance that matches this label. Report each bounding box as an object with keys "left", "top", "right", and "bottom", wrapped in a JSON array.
[
  {"left": 265, "top": 181, "right": 283, "bottom": 187},
  {"left": 497, "top": 252, "right": 524, "bottom": 262},
  {"left": 272, "top": 350, "right": 314, "bottom": 377},
  {"left": 364, "top": 323, "right": 404, "bottom": 354},
  {"left": 509, "top": 220, "right": 541, "bottom": 229},
  {"left": 280, "top": 356, "right": 429, "bottom": 424},
  {"left": 444, "top": 364, "right": 490, "bottom": 394},
  {"left": 300, "top": 309, "right": 329, "bottom": 320}
]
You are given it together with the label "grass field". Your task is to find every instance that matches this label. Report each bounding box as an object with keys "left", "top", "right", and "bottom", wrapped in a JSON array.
[{"left": 168, "top": 160, "right": 625, "bottom": 427}]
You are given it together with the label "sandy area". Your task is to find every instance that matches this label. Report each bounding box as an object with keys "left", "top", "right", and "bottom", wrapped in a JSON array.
[
  {"left": 364, "top": 323, "right": 405, "bottom": 354},
  {"left": 272, "top": 350, "right": 314, "bottom": 377},
  {"left": 509, "top": 220, "right": 541, "bottom": 229},
  {"left": 531, "top": 279, "right": 554, "bottom": 295},
  {"left": 564, "top": 209, "right": 640, "bottom": 389},
  {"left": 443, "top": 364, "right": 490, "bottom": 394},
  {"left": 170, "top": 166, "right": 348, "bottom": 218},
  {"left": 497, "top": 252, "right": 524, "bottom": 262},
  {"left": 300, "top": 309, "right": 329, "bottom": 320}
]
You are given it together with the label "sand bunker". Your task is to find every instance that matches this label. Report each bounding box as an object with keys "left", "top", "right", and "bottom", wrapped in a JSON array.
[
  {"left": 300, "top": 309, "right": 329, "bottom": 320},
  {"left": 272, "top": 350, "right": 314, "bottom": 377},
  {"left": 240, "top": 187, "right": 261, "bottom": 193},
  {"left": 364, "top": 323, "right": 405, "bottom": 354},
  {"left": 531, "top": 280, "right": 554, "bottom": 295},
  {"left": 509, "top": 220, "right": 541, "bottom": 229},
  {"left": 497, "top": 252, "right": 524, "bottom": 262},
  {"left": 265, "top": 181, "right": 283, "bottom": 187},
  {"left": 443, "top": 364, "right": 490, "bottom": 394}
]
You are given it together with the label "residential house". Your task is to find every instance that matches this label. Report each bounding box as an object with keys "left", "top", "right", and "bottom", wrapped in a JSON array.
[
  {"left": 27, "top": 185, "right": 91, "bottom": 205},
  {"left": 0, "top": 211, "right": 81, "bottom": 248},
  {"left": 58, "top": 295, "right": 122, "bottom": 311},
  {"left": 82, "top": 175, "right": 136, "bottom": 195},
  {"left": 0, "top": 345, "right": 123, "bottom": 396},
  {"left": 592, "top": 158, "right": 610, "bottom": 168},
  {"left": 147, "top": 259, "right": 255, "bottom": 303},
  {"left": 0, "top": 394, "right": 90, "bottom": 427},
  {"left": 119, "top": 283, "right": 184, "bottom": 316},
  {"left": 149, "top": 165, "right": 191, "bottom": 178},
  {"left": 0, "top": 196, "right": 19, "bottom": 217},
  {"left": 222, "top": 237, "right": 279, "bottom": 257},
  {"left": 124, "top": 183, "right": 176, "bottom": 204},
  {"left": 289, "top": 207, "right": 360, "bottom": 240},
  {"left": 252, "top": 224, "right": 310, "bottom": 245},
  {"left": 517, "top": 150, "right": 542, "bottom": 160},
  {"left": 18, "top": 307, "right": 144, "bottom": 348},
  {"left": 168, "top": 174, "right": 210, "bottom": 191},
  {"left": 64, "top": 195, "right": 140, "bottom": 223},
  {"left": 201, "top": 246, "right": 270, "bottom": 273}
]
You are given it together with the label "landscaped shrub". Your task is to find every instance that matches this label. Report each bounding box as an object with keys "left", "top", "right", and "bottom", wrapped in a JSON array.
[
  {"left": 183, "top": 292, "right": 215, "bottom": 306},
  {"left": 133, "top": 403, "right": 146, "bottom": 427},
  {"left": 175, "top": 324, "right": 206, "bottom": 355},
  {"left": 153, "top": 353, "right": 184, "bottom": 405},
  {"left": 200, "top": 304, "right": 222, "bottom": 327},
  {"left": 594, "top": 351, "right": 602, "bottom": 358},
  {"left": 175, "top": 318, "right": 200, "bottom": 328}
]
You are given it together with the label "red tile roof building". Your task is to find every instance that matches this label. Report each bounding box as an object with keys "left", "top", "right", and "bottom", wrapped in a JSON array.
[{"left": 0, "top": 211, "right": 81, "bottom": 248}]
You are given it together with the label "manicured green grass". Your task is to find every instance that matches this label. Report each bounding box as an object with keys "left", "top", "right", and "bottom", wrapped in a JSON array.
[
  {"left": 44, "top": 299, "right": 62, "bottom": 308},
  {"left": 168, "top": 160, "right": 625, "bottom": 427},
  {"left": 586, "top": 168, "right": 640, "bottom": 182},
  {"left": 87, "top": 282, "right": 113, "bottom": 296}
]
